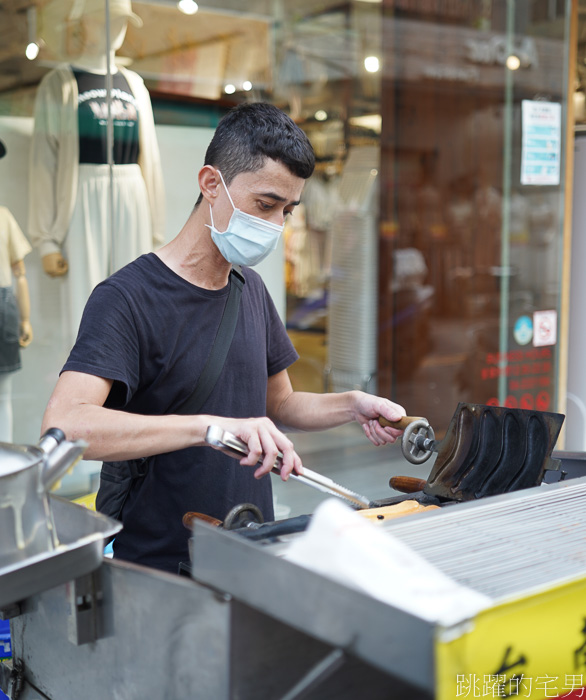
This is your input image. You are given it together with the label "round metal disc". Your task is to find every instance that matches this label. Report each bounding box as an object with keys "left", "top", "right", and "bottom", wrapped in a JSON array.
[
  {"left": 402, "top": 419, "right": 435, "bottom": 465},
  {"left": 223, "top": 502, "right": 264, "bottom": 530}
]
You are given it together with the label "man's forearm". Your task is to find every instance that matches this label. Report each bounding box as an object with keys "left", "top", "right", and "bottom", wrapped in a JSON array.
[
  {"left": 270, "top": 390, "right": 360, "bottom": 432},
  {"left": 41, "top": 401, "right": 306, "bottom": 479},
  {"left": 269, "top": 388, "right": 405, "bottom": 448},
  {"left": 41, "top": 404, "right": 211, "bottom": 461}
]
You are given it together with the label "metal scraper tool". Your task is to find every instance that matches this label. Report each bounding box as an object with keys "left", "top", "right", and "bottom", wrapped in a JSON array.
[{"left": 205, "top": 425, "right": 374, "bottom": 510}]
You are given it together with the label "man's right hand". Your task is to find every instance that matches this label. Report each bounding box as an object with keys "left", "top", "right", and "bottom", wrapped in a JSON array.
[
  {"left": 42, "top": 252, "right": 68, "bottom": 277},
  {"left": 213, "top": 416, "right": 303, "bottom": 482}
]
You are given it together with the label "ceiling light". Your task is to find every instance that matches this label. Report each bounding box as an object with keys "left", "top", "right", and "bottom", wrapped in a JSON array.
[
  {"left": 224, "top": 84, "right": 236, "bottom": 94},
  {"left": 506, "top": 54, "right": 521, "bottom": 71},
  {"left": 349, "top": 114, "right": 382, "bottom": 133},
  {"left": 315, "top": 110, "right": 328, "bottom": 121},
  {"left": 242, "top": 81, "right": 252, "bottom": 91},
  {"left": 26, "top": 42, "right": 40, "bottom": 60},
  {"left": 177, "top": 0, "right": 198, "bottom": 15},
  {"left": 364, "top": 56, "right": 380, "bottom": 73}
]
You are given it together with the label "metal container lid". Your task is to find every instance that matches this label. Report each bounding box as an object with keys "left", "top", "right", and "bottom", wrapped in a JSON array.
[{"left": 0, "top": 442, "right": 42, "bottom": 477}]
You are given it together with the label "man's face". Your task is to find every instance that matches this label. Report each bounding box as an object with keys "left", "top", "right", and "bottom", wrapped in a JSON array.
[{"left": 211, "top": 158, "right": 305, "bottom": 232}]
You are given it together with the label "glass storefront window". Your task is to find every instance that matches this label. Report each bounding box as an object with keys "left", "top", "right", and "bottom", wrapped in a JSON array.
[
  {"left": 378, "top": 0, "right": 571, "bottom": 431},
  {"left": 0, "top": 0, "right": 574, "bottom": 494}
]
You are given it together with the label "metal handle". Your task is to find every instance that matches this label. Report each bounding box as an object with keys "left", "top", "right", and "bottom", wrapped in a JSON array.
[
  {"left": 204, "top": 426, "right": 372, "bottom": 509},
  {"left": 206, "top": 426, "right": 269, "bottom": 464},
  {"left": 37, "top": 427, "right": 66, "bottom": 455}
]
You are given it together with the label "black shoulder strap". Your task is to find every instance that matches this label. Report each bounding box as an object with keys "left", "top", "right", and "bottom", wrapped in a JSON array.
[{"left": 178, "top": 265, "right": 245, "bottom": 415}]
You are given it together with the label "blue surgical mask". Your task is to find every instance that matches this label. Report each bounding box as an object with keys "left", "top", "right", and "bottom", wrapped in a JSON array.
[{"left": 206, "top": 170, "right": 284, "bottom": 267}]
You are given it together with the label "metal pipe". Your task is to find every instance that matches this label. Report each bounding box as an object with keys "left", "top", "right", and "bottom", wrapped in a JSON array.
[{"left": 105, "top": 0, "right": 115, "bottom": 277}]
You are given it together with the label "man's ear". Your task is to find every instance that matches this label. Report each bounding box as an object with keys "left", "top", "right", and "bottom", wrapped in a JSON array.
[{"left": 198, "top": 166, "right": 221, "bottom": 205}]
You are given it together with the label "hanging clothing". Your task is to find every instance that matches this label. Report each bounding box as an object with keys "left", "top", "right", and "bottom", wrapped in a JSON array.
[
  {"left": 28, "top": 63, "right": 165, "bottom": 259},
  {"left": 73, "top": 68, "right": 140, "bottom": 165},
  {"left": 29, "top": 64, "right": 165, "bottom": 345},
  {"left": 0, "top": 207, "right": 31, "bottom": 288},
  {"left": 64, "top": 163, "right": 152, "bottom": 343}
]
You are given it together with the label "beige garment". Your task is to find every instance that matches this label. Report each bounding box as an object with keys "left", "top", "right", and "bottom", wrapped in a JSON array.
[
  {"left": 28, "top": 63, "right": 165, "bottom": 258},
  {"left": 63, "top": 163, "right": 152, "bottom": 346},
  {"left": 0, "top": 207, "right": 32, "bottom": 287}
]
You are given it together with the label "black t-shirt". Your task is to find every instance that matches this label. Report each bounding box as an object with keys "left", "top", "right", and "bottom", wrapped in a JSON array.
[
  {"left": 73, "top": 68, "right": 140, "bottom": 165},
  {"left": 62, "top": 254, "right": 298, "bottom": 572}
]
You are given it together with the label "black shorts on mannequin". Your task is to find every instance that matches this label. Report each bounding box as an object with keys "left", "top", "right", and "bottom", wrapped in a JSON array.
[{"left": 0, "top": 287, "right": 21, "bottom": 374}]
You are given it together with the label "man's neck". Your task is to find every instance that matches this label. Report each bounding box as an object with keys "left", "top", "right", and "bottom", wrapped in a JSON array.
[{"left": 155, "top": 211, "right": 232, "bottom": 290}]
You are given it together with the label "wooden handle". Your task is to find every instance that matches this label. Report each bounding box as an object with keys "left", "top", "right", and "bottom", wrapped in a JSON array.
[
  {"left": 378, "top": 415, "right": 426, "bottom": 430},
  {"left": 182, "top": 512, "right": 223, "bottom": 530},
  {"left": 389, "top": 476, "right": 428, "bottom": 493}
]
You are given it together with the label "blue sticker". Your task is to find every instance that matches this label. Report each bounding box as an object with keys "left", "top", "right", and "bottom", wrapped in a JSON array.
[{"left": 514, "top": 315, "right": 533, "bottom": 346}]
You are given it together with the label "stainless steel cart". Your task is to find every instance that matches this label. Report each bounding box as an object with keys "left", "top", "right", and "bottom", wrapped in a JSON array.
[{"left": 3, "top": 475, "right": 586, "bottom": 700}]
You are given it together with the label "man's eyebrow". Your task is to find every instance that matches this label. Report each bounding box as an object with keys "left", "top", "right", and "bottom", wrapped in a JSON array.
[{"left": 259, "top": 191, "right": 301, "bottom": 206}]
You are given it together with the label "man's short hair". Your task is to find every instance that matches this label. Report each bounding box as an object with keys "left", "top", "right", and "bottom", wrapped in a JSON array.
[{"left": 195, "top": 102, "right": 315, "bottom": 206}]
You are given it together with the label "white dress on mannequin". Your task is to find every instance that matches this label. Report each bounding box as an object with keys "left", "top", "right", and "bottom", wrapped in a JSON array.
[
  {"left": 29, "top": 7, "right": 164, "bottom": 491},
  {"left": 29, "top": 58, "right": 165, "bottom": 346}
]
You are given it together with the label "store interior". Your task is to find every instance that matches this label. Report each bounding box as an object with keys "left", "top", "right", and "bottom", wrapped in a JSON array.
[{"left": 0, "top": 0, "right": 582, "bottom": 497}]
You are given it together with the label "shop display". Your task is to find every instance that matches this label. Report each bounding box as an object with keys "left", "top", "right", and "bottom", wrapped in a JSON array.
[
  {"left": 28, "top": 0, "right": 165, "bottom": 345},
  {"left": 0, "top": 0, "right": 576, "bottom": 450}
]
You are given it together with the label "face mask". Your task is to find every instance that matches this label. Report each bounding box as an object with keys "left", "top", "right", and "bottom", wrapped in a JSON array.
[{"left": 206, "top": 170, "right": 284, "bottom": 267}]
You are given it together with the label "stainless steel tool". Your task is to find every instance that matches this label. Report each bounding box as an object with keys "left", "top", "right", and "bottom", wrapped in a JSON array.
[
  {"left": 205, "top": 425, "right": 373, "bottom": 510},
  {"left": 0, "top": 428, "right": 87, "bottom": 567}
]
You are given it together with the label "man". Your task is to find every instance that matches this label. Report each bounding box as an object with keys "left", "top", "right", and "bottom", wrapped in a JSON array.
[{"left": 42, "top": 102, "right": 405, "bottom": 573}]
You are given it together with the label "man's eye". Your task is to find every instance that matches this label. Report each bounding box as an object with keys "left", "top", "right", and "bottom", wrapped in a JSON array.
[{"left": 259, "top": 201, "right": 272, "bottom": 210}]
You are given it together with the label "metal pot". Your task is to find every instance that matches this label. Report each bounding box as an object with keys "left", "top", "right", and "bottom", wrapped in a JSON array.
[{"left": 0, "top": 428, "right": 87, "bottom": 568}]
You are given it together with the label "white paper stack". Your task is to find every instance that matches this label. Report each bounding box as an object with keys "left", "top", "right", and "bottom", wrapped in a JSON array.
[{"left": 284, "top": 499, "right": 491, "bottom": 627}]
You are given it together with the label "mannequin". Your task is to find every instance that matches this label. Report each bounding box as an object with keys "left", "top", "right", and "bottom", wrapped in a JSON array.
[
  {"left": 0, "top": 138, "right": 33, "bottom": 443},
  {"left": 29, "top": 0, "right": 165, "bottom": 345}
]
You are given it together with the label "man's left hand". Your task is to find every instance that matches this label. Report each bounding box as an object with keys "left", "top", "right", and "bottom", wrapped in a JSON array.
[{"left": 352, "top": 392, "right": 406, "bottom": 446}]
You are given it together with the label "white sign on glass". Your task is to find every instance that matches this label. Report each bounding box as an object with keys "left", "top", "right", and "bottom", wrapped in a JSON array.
[{"left": 521, "top": 100, "right": 561, "bottom": 186}]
